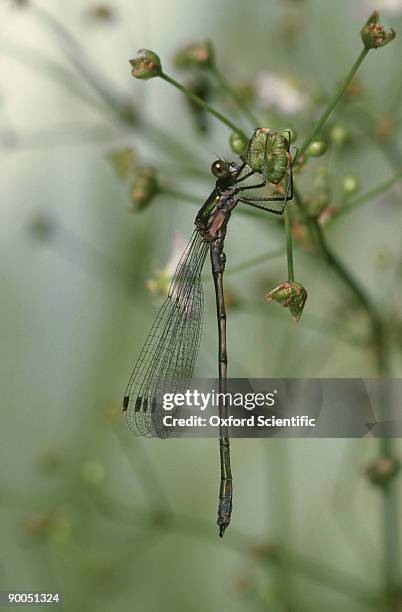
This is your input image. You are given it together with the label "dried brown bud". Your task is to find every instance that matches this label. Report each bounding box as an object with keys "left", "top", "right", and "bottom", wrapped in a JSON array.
[
  {"left": 366, "top": 456, "right": 400, "bottom": 486},
  {"left": 361, "top": 12, "right": 396, "bottom": 50},
  {"left": 174, "top": 41, "right": 215, "bottom": 70},
  {"left": 130, "top": 49, "right": 161, "bottom": 79},
  {"left": 130, "top": 167, "right": 159, "bottom": 210},
  {"left": 265, "top": 281, "right": 307, "bottom": 321}
]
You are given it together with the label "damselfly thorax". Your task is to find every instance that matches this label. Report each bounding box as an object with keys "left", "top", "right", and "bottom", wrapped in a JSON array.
[{"left": 195, "top": 187, "right": 238, "bottom": 244}]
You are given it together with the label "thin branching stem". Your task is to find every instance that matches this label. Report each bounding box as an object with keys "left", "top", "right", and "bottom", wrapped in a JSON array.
[
  {"left": 340, "top": 167, "right": 402, "bottom": 217},
  {"left": 299, "top": 48, "right": 369, "bottom": 156},
  {"left": 160, "top": 72, "right": 249, "bottom": 141},
  {"left": 210, "top": 65, "right": 261, "bottom": 128},
  {"left": 294, "top": 186, "right": 400, "bottom": 600},
  {"left": 284, "top": 208, "right": 295, "bottom": 282}
]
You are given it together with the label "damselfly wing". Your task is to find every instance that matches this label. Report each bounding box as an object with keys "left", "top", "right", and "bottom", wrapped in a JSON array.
[{"left": 123, "top": 231, "right": 208, "bottom": 438}]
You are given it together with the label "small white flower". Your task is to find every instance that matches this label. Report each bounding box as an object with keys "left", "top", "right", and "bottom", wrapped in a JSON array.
[
  {"left": 146, "top": 232, "right": 188, "bottom": 299},
  {"left": 255, "top": 73, "right": 309, "bottom": 115}
]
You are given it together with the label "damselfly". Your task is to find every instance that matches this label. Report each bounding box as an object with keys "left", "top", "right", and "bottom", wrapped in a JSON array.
[{"left": 123, "top": 128, "right": 295, "bottom": 536}]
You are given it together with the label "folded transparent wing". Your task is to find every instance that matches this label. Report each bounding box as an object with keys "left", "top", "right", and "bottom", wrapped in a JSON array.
[{"left": 123, "top": 231, "right": 208, "bottom": 438}]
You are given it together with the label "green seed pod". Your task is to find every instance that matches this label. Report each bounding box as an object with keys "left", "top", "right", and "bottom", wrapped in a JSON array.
[
  {"left": 281, "top": 126, "right": 297, "bottom": 144},
  {"left": 230, "top": 131, "right": 248, "bottom": 155},
  {"left": 248, "top": 129, "right": 289, "bottom": 184},
  {"left": 265, "top": 281, "right": 307, "bottom": 322},
  {"left": 366, "top": 456, "right": 400, "bottom": 487},
  {"left": 130, "top": 167, "right": 159, "bottom": 211},
  {"left": 306, "top": 139, "right": 328, "bottom": 157},
  {"left": 342, "top": 175, "right": 359, "bottom": 196},
  {"left": 329, "top": 124, "right": 349, "bottom": 146},
  {"left": 314, "top": 166, "right": 330, "bottom": 191}
]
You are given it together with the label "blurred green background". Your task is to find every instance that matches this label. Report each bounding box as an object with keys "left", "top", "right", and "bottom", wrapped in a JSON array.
[{"left": 1, "top": 0, "right": 402, "bottom": 610}]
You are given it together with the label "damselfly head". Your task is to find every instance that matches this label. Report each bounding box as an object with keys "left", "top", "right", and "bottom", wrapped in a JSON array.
[{"left": 211, "top": 159, "right": 232, "bottom": 180}]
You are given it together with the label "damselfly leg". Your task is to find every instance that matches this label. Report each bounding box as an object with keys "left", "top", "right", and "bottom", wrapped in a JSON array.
[{"left": 237, "top": 138, "right": 297, "bottom": 214}]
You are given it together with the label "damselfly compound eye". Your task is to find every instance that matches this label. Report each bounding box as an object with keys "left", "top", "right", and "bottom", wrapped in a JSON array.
[{"left": 211, "top": 160, "right": 231, "bottom": 179}]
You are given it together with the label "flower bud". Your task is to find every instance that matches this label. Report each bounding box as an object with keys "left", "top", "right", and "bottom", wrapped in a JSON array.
[
  {"left": 230, "top": 131, "right": 248, "bottom": 155},
  {"left": 130, "top": 167, "right": 159, "bottom": 211},
  {"left": 174, "top": 40, "right": 215, "bottom": 70},
  {"left": 107, "top": 147, "right": 137, "bottom": 180},
  {"left": 146, "top": 271, "right": 170, "bottom": 299},
  {"left": 342, "top": 175, "right": 359, "bottom": 197},
  {"left": 329, "top": 124, "right": 349, "bottom": 146},
  {"left": 265, "top": 281, "right": 307, "bottom": 322},
  {"left": 291, "top": 221, "right": 314, "bottom": 250},
  {"left": 361, "top": 12, "right": 396, "bottom": 50},
  {"left": 314, "top": 166, "right": 330, "bottom": 191},
  {"left": 130, "top": 49, "right": 161, "bottom": 79},
  {"left": 281, "top": 126, "right": 297, "bottom": 144},
  {"left": 86, "top": 4, "right": 114, "bottom": 21},
  {"left": 232, "top": 80, "right": 256, "bottom": 107},
  {"left": 366, "top": 456, "right": 400, "bottom": 487},
  {"left": 306, "top": 139, "right": 328, "bottom": 157},
  {"left": 318, "top": 205, "right": 340, "bottom": 225},
  {"left": 305, "top": 192, "right": 330, "bottom": 218},
  {"left": 376, "top": 115, "right": 394, "bottom": 140}
]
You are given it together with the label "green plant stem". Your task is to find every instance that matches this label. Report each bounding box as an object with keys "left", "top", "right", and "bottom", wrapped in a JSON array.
[
  {"left": 294, "top": 187, "right": 400, "bottom": 600},
  {"left": 160, "top": 72, "right": 248, "bottom": 142},
  {"left": 299, "top": 48, "right": 369, "bottom": 156},
  {"left": 284, "top": 207, "right": 295, "bottom": 282},
  {"left": 210, "top": 65, "right": 261, "bottom": 128},
  {"left": 340, "top": 167, "right": 402, "bottom": 217},
  {"left": 311, "top": 218, "right": 386, "bottom": 372}
]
